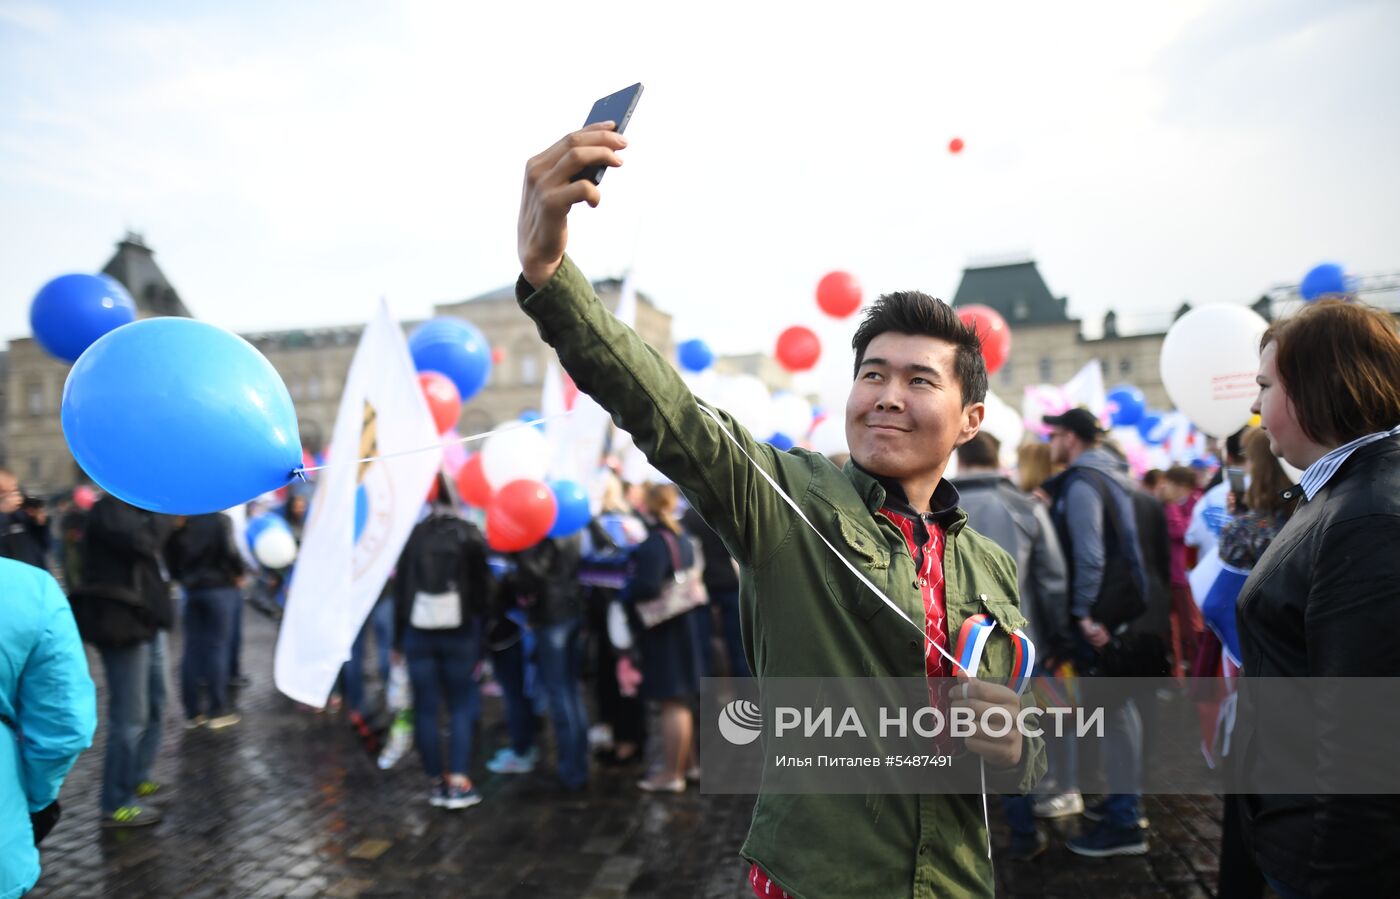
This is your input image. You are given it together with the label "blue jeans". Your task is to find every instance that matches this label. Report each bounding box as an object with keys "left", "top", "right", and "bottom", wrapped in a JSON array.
[
  {"left": 344, "top": 594, "right": 395, "bottom": 715},
  {"left": 1264, "top": 873, "right": 1308, "bottom": 899},
  {"left": 1101, "top": 696, "right": 1144, "bottom": 830},
  {"left": 181, "top": 586, "right": 240, "bottom": 718},
  {"left": 228, "top": 586, "right": 244, "bottom": 679},
  {"left": 534, "top": 618, "right": 590, "bottom": 789},
  {"left": 98, "top": 632, "right": 167, "bottom": 813},
  {"left": 491, "top": 639, "right": 535, "bottom": 756},
  {"left": 1001, "top": 795, "right": 1037, "bottom": 836},
  {"left": 405, "top": 624, "right": 480, "bottom": 780}
]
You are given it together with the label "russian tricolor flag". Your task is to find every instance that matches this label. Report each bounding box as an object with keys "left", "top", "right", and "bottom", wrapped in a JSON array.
[{"left": 1188, "top": 546, "right": 1250, "bottom": 666}]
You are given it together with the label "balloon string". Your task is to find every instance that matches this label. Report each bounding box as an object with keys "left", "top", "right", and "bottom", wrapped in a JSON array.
[{"left": 290, "top": 412, "right": 574, "bottom": 477}]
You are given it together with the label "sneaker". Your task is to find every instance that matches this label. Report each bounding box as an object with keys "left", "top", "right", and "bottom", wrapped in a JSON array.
[
  {"left": 229, "top": 674, "right": 251, "bottom": 689},
  {"left": 206, "top": 712, "right": 242, "bottom": 730},
  {"left": 428, "top": 783, "right": 448, "bottom": 808},
  {"left": 1032, "top": 790, "right": 1084, "bottom": 819},
  {"left": 102, "top": 805, "right": 163, "bottom": 829},
  {"left": 1082, "top": 800, "right": 1149, "bottom": 830},
  {"left": 1008, "top": 828, "right": 1049, "bottom": 862},
  {"left": 636, "top": 776, "right": 686, "bottom": 793},
  {"left": 685, "top": 765, "right": 702, "bottom": 783},
  {"left": 184, "top": 716, "right": 207, "bottom": 731},
  {"left": 1067, "top": 821, "right": 1149, "bottom": 858},
  {"left": 135, "top": 781, "right": 162, "bottom": 798},
  {"left": 487, "top": 749, "right": 536, "bottom": 774},
  {"left": 441, "top": 783, "right": 482, "bottom": 810}
]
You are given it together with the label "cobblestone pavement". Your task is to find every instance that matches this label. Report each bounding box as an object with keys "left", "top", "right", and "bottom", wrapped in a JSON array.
[{"left": 30, "top": 608, "right": 1225, "bottom": 898}]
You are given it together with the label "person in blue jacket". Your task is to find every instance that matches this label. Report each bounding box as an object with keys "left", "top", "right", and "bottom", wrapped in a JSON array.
[{"left": 1, "top": 558, "right": 97, "bottom": 898}]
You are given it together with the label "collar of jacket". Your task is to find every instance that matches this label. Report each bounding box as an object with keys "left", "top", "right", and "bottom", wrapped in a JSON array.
[{"left": 843, "top": 459, "right": 966, "bottom": 532}]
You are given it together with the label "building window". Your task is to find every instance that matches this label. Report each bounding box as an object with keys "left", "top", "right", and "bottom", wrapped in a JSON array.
[
  {"left": 1013, "top": 301, "right": 1030, "bottom": 322},
  {"left": 1119, "top": 357, "right": 1132, "bottom": 375},
  {"left": 1039, "top": 357, "right": 1053, "bottom": 382},
  {"left": 307, "top": 375, "right": 322, "bottom": 400},
  {"left": 29, "top": 457, "right": 42, "bottom": 481},
  {"left": 999, "top": 361, "right": 1014, "bottom": 385},
  {"left": 519, "top": 353, "right": 540, "bottom": 386},
  {"left": 26, "top": 381, "right": 43, "bottom": 416}
]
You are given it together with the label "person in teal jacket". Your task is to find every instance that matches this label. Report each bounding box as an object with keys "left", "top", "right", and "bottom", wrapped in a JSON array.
[
  {"left": 1, "top": 558, "right": 97, "bottom": 899},
  {"left": 514, "top": 124, "right": 1045, "bottom": 898}
]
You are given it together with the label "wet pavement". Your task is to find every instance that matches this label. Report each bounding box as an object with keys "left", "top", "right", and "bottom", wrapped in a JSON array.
[{"left": 30, "top": 608, "right": 1226, "bottom": 897}]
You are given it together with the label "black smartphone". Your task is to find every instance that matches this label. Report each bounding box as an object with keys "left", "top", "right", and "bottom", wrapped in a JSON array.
[
  {"left": 1226, "top": 466, "right": 1246, "bottom": 496},
  {"left": 571, "top": 82, "right": 644, "bottom": 185}
]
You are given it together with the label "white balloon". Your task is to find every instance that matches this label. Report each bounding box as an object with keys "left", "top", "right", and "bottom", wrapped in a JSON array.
[
  {"left": 770, "top": 391, "right": 814, "bottom": 441},
  {"left": 1159, "top": 305, "right": 1268, "bottom": 438},
  {"left": 253, "top": 526, "right": 298, "bottom": 569},
  {"left": 714, "top": 374, "right": 773, "bottom": 437},
  {"left": 481, "top": 424, "right": 550, "bottom": 489},
  {"left": 809, "top": 416, "right": 848, "bottom": 457}
]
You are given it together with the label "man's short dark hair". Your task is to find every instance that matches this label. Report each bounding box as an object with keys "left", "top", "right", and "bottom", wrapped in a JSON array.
[
  {"left": 851, "top": 291, "right": 988, "bottom": 407},
  {"left": 956, "top": 432, "right": 1000, "bottom": 469},
  {"left": 1224, "top": 427, "right": 1252, "bottom": 463}
]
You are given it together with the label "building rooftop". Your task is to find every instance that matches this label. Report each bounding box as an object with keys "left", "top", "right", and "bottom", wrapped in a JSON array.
[{"left": 951, "top": 259, "right": 1072, "bottom": 326}]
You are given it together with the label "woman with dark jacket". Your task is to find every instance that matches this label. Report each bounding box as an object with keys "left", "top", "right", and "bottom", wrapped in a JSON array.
[
  {"left": 165, "top": 513, "right": 246, "bottom": 729},
  {"left": 1233, "top": 300, "right": 1400, "bottom": 898},
  {"left": 392, "top": 501, "right": 492, "bottom": 810},
  {"left": 626, "top": 483, "right": 706, "bottom": 793}
]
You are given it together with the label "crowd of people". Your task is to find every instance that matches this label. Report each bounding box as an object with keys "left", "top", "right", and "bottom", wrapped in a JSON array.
[{"left": 1, "top": 128, "right": 1397, "bottom": 898}]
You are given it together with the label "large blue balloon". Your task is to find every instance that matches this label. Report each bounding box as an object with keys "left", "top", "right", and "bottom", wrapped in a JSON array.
[
  {"left": 1107, "top": 385, "right": 1146, "bottom": 427},
  {"left": 548, "top": 479, "right": 591, "bottom": 538},
  {"left": 30, "top": 273, "right": 137, "bottom": 363},
  {"left": 245, "top": 512, "right": 291, "bottom": 552},
  {"left": 678, "top": 338, "right": 714, "bottom": 373},
  {"left": 409, "top": 317, "right": 492, "bottom": 401},
  {"left": 1300, "top": 262, "right": 1348, "bottom": 301},
  {"left": 62, "top": 317, "right": 302, "bottom": 514}
]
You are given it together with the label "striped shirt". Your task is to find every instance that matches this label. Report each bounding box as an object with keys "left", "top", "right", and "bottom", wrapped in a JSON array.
[{"left": 1298, "top": 423, "right": 1400, "bottom": 501}]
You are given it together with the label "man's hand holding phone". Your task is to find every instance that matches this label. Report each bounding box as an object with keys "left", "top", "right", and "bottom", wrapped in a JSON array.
[{"left": 517, "top": 125, "right": 628, "bottom": 290}]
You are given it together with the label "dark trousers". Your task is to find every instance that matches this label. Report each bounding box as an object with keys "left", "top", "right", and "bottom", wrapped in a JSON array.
[
  {"left": 405, "top": 624, "right": 480, "bottom": 779},
  {"left": 181, "top": 586, "right": 240, "bottom": 718},
  {"left": 491, "top": 639, "right": 536, "bottom": 756},
  {"left": 98, "top": 634, "right": 166, "bottom": 813}
]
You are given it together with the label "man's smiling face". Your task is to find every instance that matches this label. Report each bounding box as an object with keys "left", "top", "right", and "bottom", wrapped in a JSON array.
[{"left": 844, "top": 332, "right": 981, "bottom": 486}]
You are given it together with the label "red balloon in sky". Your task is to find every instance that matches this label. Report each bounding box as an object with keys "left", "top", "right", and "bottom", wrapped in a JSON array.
[
  {"left": 417, "top": 371, "right": 462, "bottom": 435},
  {"left": 491, "top": 346, "right": 505, "bottom": 365},
  {"left": 948, "top": 137, "right": 965, "bottom": 154},
  {"left": 775, "top": 326, "right": 822, "bottom": 373},
  {"left": 486, "top": 479, "right": 557, "bottom": 552},
  {"left": 816, "top": 271, "right": 862, "bottom": 318},
  {"left": 957, "top": 305, "right": 1012, "bottom": 374},
  {"left": 455, "top": 453, "right": 493, "bottom": 508}
]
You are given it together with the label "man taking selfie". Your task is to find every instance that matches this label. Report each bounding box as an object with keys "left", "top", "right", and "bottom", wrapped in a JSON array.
[{"left": 513, "top": 121, "right": 1044, "bottom": 898}]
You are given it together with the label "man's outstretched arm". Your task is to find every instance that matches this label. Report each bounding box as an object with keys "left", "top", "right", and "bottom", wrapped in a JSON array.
[{"left": 514, "top": 125, "right": 807, "bottom": 568}]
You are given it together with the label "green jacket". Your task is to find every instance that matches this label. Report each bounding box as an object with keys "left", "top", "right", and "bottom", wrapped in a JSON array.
[{"left": 518, "top": 258, "right": 1046, "bottom": 898}]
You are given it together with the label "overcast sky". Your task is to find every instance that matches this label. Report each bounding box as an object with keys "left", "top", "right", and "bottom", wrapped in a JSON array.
[{"left": 3, "top": 0, "right": 1398, "bottom": 383}]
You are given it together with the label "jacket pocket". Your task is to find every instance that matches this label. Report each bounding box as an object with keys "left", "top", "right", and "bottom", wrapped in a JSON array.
[
  {"left": 978, "top": 594, "right": 1028, "bottom": 635},
  {"left": 823, "top": 511, "right": 890, "bottom": 621}
]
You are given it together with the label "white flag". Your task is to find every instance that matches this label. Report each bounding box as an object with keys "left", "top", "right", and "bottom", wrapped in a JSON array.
[{"left": 274, "top": 299, "right": 441, "bottom": 706}]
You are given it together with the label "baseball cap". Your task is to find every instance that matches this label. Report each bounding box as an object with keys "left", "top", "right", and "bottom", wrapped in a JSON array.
[{"left": 1042, "top": 408, "right": 1105, "bottom": 442}]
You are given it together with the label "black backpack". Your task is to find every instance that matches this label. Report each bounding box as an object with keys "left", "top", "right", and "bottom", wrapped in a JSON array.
[{"left": 410, "top": 515, "right": 485, "bottom": 615}]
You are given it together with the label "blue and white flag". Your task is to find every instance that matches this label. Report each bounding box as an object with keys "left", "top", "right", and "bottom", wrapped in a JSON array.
[{"left": 1188, "top": 546, "right": 1249, "bottom": 667}]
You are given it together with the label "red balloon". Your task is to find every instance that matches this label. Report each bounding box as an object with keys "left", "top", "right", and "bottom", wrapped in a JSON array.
[
  {"left": 816, "top": 271, "right": 862, "bottom": 318},
  {"left": 73, "top": 485, "right": 97, "bottom": 510},
  {"left": 948, "top": 137, "right": 965, "bottom": 154},
  {"left": 417, "top": 371, "right": 462, "bottom": 435},
  {"left": 491, "top": 346, "right": 505, "bottom": 365},
  {"left": 426, "top": 475, "right": 441, "bottom": 504},
  {"left": 486, "top": 479, "right": 557, "bottom": 552},
  {"left": 957, "top": 304, "right": 1012, "bottom": 374},
  {"left": 775, "top": 326, "right": 821, "bottom": 372},
  {"left": 455, "top": 453, "right": 493, "bottom": 508}
]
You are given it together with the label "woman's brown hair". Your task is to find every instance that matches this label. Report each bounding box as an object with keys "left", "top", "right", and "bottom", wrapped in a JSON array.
[
  {"left": 1017, "top": 442, "right": 1052, "bottom": 494},
  {"left": 643, "top": 483, "right": 682, "bottom": 535},
  {"left": 1243, "top": 429, "right": 1298, "bottom": 518},
  {"left": 1261, "top": 300, "right": 1400, "bottom": 447}
]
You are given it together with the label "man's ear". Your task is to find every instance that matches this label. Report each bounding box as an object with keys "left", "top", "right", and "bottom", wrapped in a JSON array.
[{"left": 953, "top": 402, "right": 986, "bottom": 449}]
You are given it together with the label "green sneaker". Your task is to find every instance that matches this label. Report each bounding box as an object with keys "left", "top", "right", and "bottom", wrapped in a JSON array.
[
  {"left": 102, "top": 805, "right": 163, "bottom": 828},
  {"left": 135, "top": 781, "right": 161, "bottom": 798}
]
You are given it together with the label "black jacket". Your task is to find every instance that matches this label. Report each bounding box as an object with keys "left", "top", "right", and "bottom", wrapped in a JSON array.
[
  {"left": 72, "top": 497, "right": 175, "bottom": 644},
  {"left": 504, "top": 535, "right": 582, "bottom": 629},
  {"left": 682, "top": 506, "right": 739, "bottom": 595},
  {"left": 393, "top": 513, "right": 491, "bottom": 647},
  {"left": 165, "top": 513, "right": 246, "bottom": 590},
  {"left": 1233, "top": 437, "right": 1400, "bottom": 896},
  {"left": 0, "top": 509, "right": 48, "bottom": 570}
]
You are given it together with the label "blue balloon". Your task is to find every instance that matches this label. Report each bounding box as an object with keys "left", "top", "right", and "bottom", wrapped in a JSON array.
[
  {"left": 30, "top": 273, "right": 137, "bottom": 363},
  {"left": 245, "top": 512, "right": 291, "bottom": 552},
  {"left": 1107, "top": 385, "right": 1146, "bottom": 427},
  {"left": 768, "top": 432, "right": 795, "bottom": 451},
  {"left": 62, "top": 317, "right": 302, "bottom": 514},
  {"left": 678, "top": 338, "right": 714, "bottom": 373},
  {"left": 1137, "top": 413, "right": 1164, "bottom": 445},
  {"left": 409, "top": 317, "right": 492, "bottom": 401},
  {"left": 548, "top": 480, "right": 591, "bottom": 538},
  {"left": 1300, "top": 262, "right": 1348, "bottom": 301}
]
